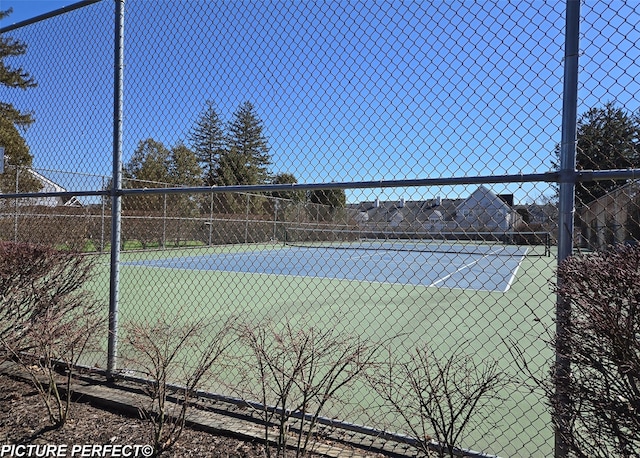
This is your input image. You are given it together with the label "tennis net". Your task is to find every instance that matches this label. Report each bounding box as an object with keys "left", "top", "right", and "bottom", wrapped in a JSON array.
[{"left": 283, "top": 227, "right": 551, "bottom": 257}]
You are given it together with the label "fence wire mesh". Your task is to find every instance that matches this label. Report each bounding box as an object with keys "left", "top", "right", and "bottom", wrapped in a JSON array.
[{"left": 1, "top": 1, "right": 640, "bottom": 456}]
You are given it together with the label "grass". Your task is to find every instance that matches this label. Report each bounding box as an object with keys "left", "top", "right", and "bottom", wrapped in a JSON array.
[{"left": 87, "top": 244, "right": 557, "bottom": 457}]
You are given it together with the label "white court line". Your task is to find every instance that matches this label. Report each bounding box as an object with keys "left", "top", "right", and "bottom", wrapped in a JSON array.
[
  {"left": 428, "top": 247, "right": 516, "bottom": 289},
  {"left": 428, "top": 255, "right": 489, "bottom": 287},
  {"left": 502, "top": 247, "right": 528, "bottom": 292},
  {"left": 348, "top": 251, "right": 379, "bottom": 260}
]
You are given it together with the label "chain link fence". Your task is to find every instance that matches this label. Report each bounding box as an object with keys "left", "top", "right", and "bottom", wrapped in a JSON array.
[{"left": 1, "top": 1, "right": 640, "bottom": 456}]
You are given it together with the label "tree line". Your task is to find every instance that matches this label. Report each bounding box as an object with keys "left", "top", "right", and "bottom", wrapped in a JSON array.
[
  {"left": 2, "top": 10, "right": 639, "bottom": 211},
  {"left": 120, "top": 99, "right": 640, "bottom": 215},
  {"left": 120, "top": 100, "right": 345, "bottom": 216}
]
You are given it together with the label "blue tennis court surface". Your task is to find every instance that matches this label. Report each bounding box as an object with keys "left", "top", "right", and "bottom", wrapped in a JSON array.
[{"left": 126, "top": 244, "right": 527, "bottom": 292}]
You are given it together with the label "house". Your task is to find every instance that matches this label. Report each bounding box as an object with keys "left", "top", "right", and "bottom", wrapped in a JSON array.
[
  {"left": 454, "top": 186, "right": 519, "bottom": 232},
  {"left": 349, "top": 186, "right": 521, "bottom": 234},
  {"left": 351, "top": 197, "right": 459, "bottom": 233},
  {"left": 1, "top": 169, "right": 81, "bottom": 207},
  {"left": 514, "top": 203, "right": 557, "bottom": 227},
  {"left": 577, "top": 180, "right": 640, "bottom": 250}
]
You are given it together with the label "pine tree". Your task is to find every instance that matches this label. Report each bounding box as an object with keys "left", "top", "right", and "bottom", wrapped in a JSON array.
[
  {"left": 190, "top": 100, "right": 224, "bottom": 187},
  {"left": 309, "top": 188, "right": 346, "bottom": 208},
  {"left": 272, "top": 172, "right": 305, "bottom": 203},
  {"left": 554, "top": 102, "right": 640, "bottom": 205},
  {"left": 168, "top": 143, "right": 202, "bottom": 187},
  {"left": 308, "top": 188, "right": 347, "bottom": 223},
  {"left": 575, "top": 103, "right": 640, "bottom": 204},
  {"left": 216, "top": 147, "right": 245, "bottom": 186},
  {"left": 0, "top": 9, "right": 39, "bottom": 193},
  {"left": 270, "top": 173, "right": 304, "bottom": 227},
  {"left": 219, "top": 101, "right": 271, "bottom": 185}
]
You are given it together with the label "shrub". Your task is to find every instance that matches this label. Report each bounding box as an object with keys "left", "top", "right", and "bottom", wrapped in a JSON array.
[
  {"left": 237, "top": 321, "right": 374, "bottom": 458},
  {"left": 369, "top": 344, "right": 505, "bottom": 458},
  {"left": 553, "top": 245, "right": 640, "bottom": 457},
  {"left": 121, "top": 313, "right": 234, "bottom": 456},
  {"left": 0, "top": 242, "right": 103, "bottom": 427}
]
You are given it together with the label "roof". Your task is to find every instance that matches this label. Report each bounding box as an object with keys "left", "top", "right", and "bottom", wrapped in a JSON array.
[
  {"left": 455, "top": 185, "right": 512, "bottom": 213},
  {"left": 1, "top": 168, "right": 82, "bottom": 207}
]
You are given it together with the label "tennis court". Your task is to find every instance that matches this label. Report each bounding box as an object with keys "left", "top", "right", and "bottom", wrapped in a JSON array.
[
  {"left": 110, "top": 240, "right": 556, "bottom": 457},
  {"left": 126, "top": 241, "right": 529, "bottom": 292}
]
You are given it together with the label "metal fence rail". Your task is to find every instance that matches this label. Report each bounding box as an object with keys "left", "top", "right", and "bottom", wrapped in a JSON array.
[{"left": 1, "top": 1, "right": 640, "bottom": 456}]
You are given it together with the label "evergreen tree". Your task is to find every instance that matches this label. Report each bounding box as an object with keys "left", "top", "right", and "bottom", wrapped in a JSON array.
[
  {"left": 0, "top": 9, "right": 39, "bottom": 193},
  {"left": 308, "top": 188, "right": 347, "bottom": 223},
  {"left": 270, "top": 173, "right": 304, "bottom": 226},
  {"left": 272, "top": 172, "right": 305, "bottom": 203},
  {"left": 554, "top": 102, "right": 640, "bottom": 205},
  {"left": 168, "top": 143, "right": 202, "bottom": 187},
  {"left": 216, "top": 147, "right": 245, "bottom": 186},
  {"left": 219, "top": 101, "right": 271, "bottom": 185},
  {"left": 190, "top": 100, "right": 224, "bottom": 187},
  {"left": 309, "top": 188, "right": 346, "bottom": 209}
]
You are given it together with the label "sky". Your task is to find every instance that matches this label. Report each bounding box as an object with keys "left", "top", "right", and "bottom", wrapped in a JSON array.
[
  {"left": 0, "top": 0, "right": 75, "bottom": 26},
  {"left": 1, "top": 1, "right": 639, "bottom": 205}
]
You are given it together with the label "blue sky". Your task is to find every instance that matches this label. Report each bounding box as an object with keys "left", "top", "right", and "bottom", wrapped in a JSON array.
[
  {"left": 1, "top": 1, "right": 639, "bottom": 204},
  {"left": 0, "top": 0, "right": 75, "bottom": 25}
]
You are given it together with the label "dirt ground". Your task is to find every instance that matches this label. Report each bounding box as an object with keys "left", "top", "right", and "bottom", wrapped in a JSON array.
[
  {"left": 0, "top": 373, "right": 273, "bottom": 457},
  {"left": 0, "top": 373, "right": 354, "bottom": 458}
]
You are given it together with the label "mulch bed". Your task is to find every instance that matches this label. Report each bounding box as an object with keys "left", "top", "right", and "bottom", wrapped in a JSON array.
[
  {"left": 0, "top": 373, "right": 393, "bottom": 458},
  {"left": 0, "top": 373, "right": 287, "bottom": 457}
]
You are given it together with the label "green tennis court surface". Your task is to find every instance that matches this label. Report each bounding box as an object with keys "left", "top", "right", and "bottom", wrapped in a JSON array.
[
  {"left": 109, "top": 245, "right": 556, "bottom": 457},
  {"left": 125, "top": 243, "right": 529, "bottom": 292}
]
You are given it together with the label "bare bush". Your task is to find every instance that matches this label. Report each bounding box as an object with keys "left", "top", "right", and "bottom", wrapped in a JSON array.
[
  {"left": 369, "top": 344, "right": 506, "bottom": 458},
  {"left": 2, "top": 207, "right": 93, "bottom": 250},
  {"left": 553, "top": 245, "right": 640, "bottom": 457},
  {"left": 237, "top": 321, "right": 374, "bottom": 458},
  {"left": 0, "top": 242, "right": 104, "bottom": 427},
  {"left": 121, "top": 313, "right": 234, "bottom": 456}
]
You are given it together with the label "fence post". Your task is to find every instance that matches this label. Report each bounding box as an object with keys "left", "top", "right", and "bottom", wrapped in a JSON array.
[
  {"left": 162, "top": 185, "right": 167, "bottom": 248},
  {"left": 208, "top": 192, "right": 213, "bottom": 246},
  {"left": 100, "top": 176, "right": 106, "bottom": 252},
  {"left": 273, "top": 199, "right": 278, "bottom": 241},
  {"left": 13, "top": 166, "right": 18, "bottom": 242},
  {"left": 107, "top": 0, "right": 125, "bottom": 380},
  {"left": 245, "top": 193, "right": 250, "bottom": 243},
  {"left": 555, "top": 0, "right": 580, "bottom": 456}
]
